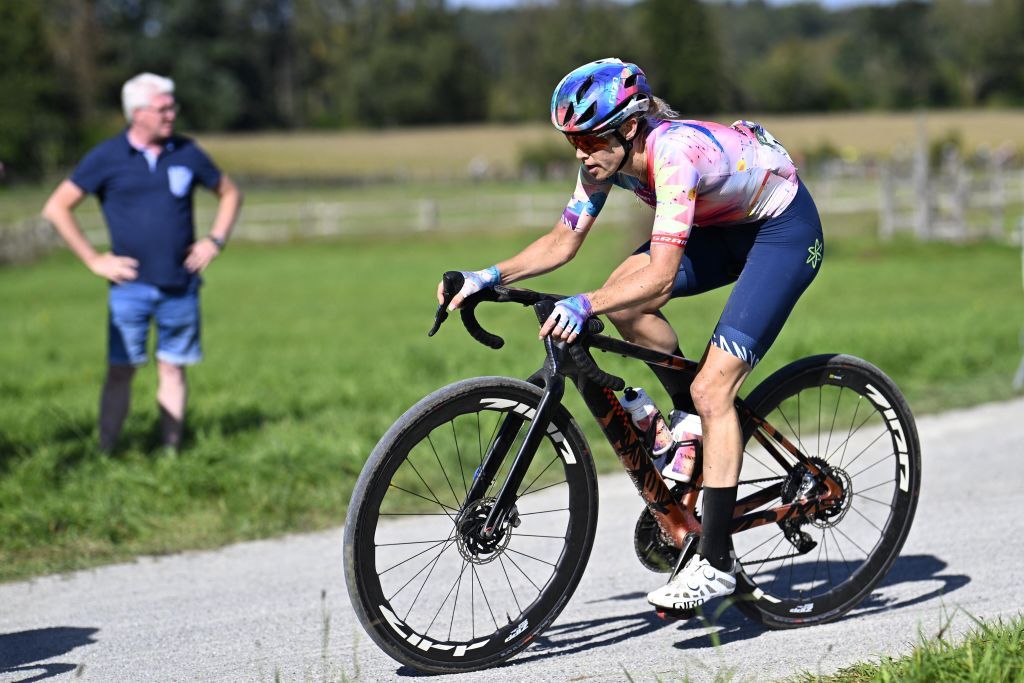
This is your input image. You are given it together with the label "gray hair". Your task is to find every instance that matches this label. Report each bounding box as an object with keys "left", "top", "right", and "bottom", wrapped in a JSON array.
[
  {"left": 121, "top": 72, "right": 175, "bottom": 122},
  {"left": 645, "top": 95, "right": 681, "bottom": 122}
]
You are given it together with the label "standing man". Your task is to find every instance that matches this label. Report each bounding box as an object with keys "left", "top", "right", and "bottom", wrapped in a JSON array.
[{"left": 42, "top": 72, "right": 242, "bottom": 453}]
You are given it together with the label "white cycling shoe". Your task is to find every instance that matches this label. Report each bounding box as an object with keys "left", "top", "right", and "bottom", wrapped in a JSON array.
[{"left": 647, "top": 555, "right": 737, "bottom": 611}]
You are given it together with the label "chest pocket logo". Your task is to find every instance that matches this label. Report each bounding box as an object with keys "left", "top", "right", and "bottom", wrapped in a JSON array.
[{"left": 167, "top": 166, "right": 193, "bottom": 197}]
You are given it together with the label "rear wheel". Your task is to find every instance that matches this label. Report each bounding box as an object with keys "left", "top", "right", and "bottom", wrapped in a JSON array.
[
  {"left": 344, "top": 377, "right": 598, "bottom": 672},
  {"left": 731, "top": 354, "right": 921, "bottom": 627}
]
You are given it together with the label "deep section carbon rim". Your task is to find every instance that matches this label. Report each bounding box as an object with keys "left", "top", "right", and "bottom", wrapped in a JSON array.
[
  {"left": 346, "top": 380, "right": 596, "bottom": 671},
  {"left": 732, "top": 356, "right": 919, "bottom": 625}
]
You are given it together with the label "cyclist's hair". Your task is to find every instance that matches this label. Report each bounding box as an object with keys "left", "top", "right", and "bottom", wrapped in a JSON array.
[
  {"left": 645, "top": 95, "right": 681, "bottom": 122},
  {"left": 122, "top": 72, "right": 175, "bottom": 123}
]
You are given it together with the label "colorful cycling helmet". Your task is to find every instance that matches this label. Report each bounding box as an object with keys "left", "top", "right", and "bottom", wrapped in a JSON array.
[{"left": 551, "top": 58, "right": 651, "bottom": 134}]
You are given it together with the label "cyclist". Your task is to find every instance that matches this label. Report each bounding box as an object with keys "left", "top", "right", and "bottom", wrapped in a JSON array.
[{"left": 439, "top": 58, "right": 824, "bottom": 613}]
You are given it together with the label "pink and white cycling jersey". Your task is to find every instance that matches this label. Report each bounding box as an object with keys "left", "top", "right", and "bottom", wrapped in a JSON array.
[{"left": 560, "top": 119, "right": 799, "bottom": 250}]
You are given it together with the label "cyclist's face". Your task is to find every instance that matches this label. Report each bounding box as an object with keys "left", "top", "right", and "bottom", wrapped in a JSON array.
[{"left": 565, "top": 131, "right": 622, "bottom": 180}]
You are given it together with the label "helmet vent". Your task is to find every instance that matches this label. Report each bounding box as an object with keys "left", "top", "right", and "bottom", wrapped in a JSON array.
[
  {"left": 624, "top": 74, "right": 637, "bottom": 89},
  {"left": 576, "top": 102, "right": 596, "bottom": 126},
  {"left": 561, "top": 103, "right": 575, "bottom": 126},
  {"left": 575, "top": 75, "right": 595, "bottom": 102}
]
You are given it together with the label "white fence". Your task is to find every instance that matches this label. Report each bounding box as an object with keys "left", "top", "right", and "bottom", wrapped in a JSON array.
[{"left": 4, "top": 167, "right": 1023, "bottom": 264}]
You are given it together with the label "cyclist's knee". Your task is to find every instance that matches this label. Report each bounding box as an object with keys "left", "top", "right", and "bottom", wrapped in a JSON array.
[{"left": 691, "top": 370, "right": 741, "bottom": 420}]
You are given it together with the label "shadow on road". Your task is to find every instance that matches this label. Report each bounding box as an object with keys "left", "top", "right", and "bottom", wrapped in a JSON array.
[
  {"left": 0, "top": 627, "right": 98, "bottom": 683},
  {"left": 390, "top": 553, "right": 966, "bottom": 675}
]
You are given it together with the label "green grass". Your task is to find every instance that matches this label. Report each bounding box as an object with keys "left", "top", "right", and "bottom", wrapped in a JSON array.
[
  {"left": 0, "top": 227, "right": 1021, "bottom": 582},
  {"left": 793, "top": 612, "right": 1024, "bottom": 683}
]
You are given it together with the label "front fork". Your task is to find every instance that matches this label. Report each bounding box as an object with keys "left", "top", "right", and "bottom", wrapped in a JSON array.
[{"left": 464, "top": 337, "right": 567, "bottom": 539}]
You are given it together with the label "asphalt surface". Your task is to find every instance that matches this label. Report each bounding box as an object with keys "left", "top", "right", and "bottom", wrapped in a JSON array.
[{"left": 2, "top": 396, "right": 1022, "bottom": 682}]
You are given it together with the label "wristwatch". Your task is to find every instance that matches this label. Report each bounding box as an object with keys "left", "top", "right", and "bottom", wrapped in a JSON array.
[{"left": 209, "top": 235, "right": 226, "bottom": 251}]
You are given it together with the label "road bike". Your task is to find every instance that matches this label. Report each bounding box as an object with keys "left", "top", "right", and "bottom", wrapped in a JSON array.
[{"left": 344, "top": 272, "right": 921, "bottom": 673}]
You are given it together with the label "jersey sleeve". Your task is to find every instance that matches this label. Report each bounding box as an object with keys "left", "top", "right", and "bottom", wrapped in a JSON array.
[
  {"left": 189, "top": 143, "right": 222, "bottom": 190},
  {"left": 649, "top": 144, "right": 700, "bottom": 249},
  {"left": 69, "top": 145, "right": 109, "bottom": 195},
  {"left": 560, "top": 166, "right": 612, "bottom": 234}
]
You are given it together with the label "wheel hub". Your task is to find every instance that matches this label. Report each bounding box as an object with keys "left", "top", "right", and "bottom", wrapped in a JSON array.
[
  {"left": 780, "top": 457, "right": 853, "bottom": 530},
  {"left": 455, "top": 498, "right": 515, "bottom": 564}
]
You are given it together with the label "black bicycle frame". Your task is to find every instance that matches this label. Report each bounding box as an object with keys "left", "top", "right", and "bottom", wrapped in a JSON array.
[{"left": 462, "top": 300, "right": 841, "bottom": 548}]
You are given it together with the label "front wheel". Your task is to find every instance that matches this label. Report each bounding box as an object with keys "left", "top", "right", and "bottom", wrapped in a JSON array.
[
  {"left": 731, "top": 354, "right": 921, "bottom": 628},
  {"left": 344, "top": 377, "right": 598, "bottom": 673}
]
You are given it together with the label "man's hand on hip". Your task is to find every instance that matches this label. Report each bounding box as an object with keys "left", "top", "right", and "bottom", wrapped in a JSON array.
[
  {"left": 88, "top": 253, "right": 138, "bottom": 284},
  {"left": 184, "top": 238, "right": 221, "bottom": 273}
]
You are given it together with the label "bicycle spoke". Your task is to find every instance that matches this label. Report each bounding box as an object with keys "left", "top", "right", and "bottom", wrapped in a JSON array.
[
  {"left": 505, "top": 546, "right": 557, "bottom": 568},
  {"left": 386, "top": 537, "right": 456, "bottom": 604},
  {"left": 504, "top": 553, "right": 542, "bottom": 592},
  {"left": 848, "top": 446, "right": 895, "bottom": 479},
  {"left": 849, "top": 503, "right": 885, "bottom": 534},
  {"left": 512, "top": 532, "right": 567, "bottom": 540},
  {"left": 427, "top": 560, "right": 469, "bottom": 635},
  {"left": 838, "top": 397, "right": 864, "bottom": 467},
  {"left": 775, "top": 402, "right": 810, "bottom": 464},
  {"left": 831, "top": 521, "right": 871, "bottom": 556},
  {"left": 427, "top": 433, "right": 461, "bottom": 509},
  {"left": 388, "top": 481, "right": 459, "bottom": 519},
  {"left": 854, "top": 492, "right": 894, "bottom": 508},
  {"left": 473, "top": 565, "right": 500, "bottom": 632},
  {"left": 379, "top": 512, "right": 454, "bottom": 516},
  {"left": 378, "top": 537, "right": 455, "bottom": 576},
  {"left": 518, "top": 507, "right": 570, "bottom": 516},
  {"left": 449, "top": 559, "right": 467, "bottom": 641},
  {"left": 824, "top": 386, "right": 844, "bottom": 460},
  {"left": 403, "top": 456, "right": 462, "bottom": 517},
  {"left": 498, "top": 555, "right": 523, "bottom": 614},
  {"left": 817, "top": 385, "right": 822, "bottom": 458},
  {"left": 519, "top": 452, "right": 560, "bottom": 497},
  {"left": 516, "top": 479, "right": 568, "bottom": 498},
  {"left": 377, "top": 539, "right": 455, "bottom": 548},
  {"left": 834, "top": 400, "right": 881, "bottom": 467},
  {"left": 451, "top": 419, "right": 468, "bottom": 499}
]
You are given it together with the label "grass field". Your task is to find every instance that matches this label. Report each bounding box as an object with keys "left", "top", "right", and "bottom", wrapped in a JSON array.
[
  {"left": 0, "top": 225, "right": 1021, "bottom": 582},
  {"left": 796, "top": 612, "right": 1024, "bottom": 683}
]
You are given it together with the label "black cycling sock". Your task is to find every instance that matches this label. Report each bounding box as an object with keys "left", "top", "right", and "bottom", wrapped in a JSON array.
[
  {"left": 698, "top": 485, "right": 738, "bottom": 572},
  {"left": 648, "top": 346, "right": 696, "bottom": 412}
]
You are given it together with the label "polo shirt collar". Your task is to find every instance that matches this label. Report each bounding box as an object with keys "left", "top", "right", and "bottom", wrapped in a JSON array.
[{"left": 122, "top": 129, "right": 178, "bottom": 156}]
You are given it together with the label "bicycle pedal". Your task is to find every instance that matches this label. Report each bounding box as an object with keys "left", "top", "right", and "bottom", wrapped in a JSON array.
[{"left": 655, "top": 607, "right": 696, "bottom": 621}]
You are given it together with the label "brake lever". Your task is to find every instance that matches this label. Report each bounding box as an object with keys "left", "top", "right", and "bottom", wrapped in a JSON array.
[{"left": 428, "top": 271, "right": 465, "bottom": 337}]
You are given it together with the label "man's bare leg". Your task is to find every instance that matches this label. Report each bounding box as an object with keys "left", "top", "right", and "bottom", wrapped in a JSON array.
[{"left": 156, "top": 360, "right": 187, "bottom": 450}]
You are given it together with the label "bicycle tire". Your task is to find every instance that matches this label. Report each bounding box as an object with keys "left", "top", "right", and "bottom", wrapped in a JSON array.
[
  {"left": 731, "top": 354, "right": 921, "bottom": 628},
  {"left": 344, "top": 376, "right": 598, "bottom": 673}
]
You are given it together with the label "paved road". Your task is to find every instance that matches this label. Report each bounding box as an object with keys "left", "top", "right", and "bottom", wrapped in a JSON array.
[{"left": 2, "top": 397, "right": 1022, "bottom": 682}]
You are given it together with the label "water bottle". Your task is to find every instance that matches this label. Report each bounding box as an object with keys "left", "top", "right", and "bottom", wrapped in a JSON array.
[
  {"left": 619, "top": 388, "right": 674, "bottom": 462},
  {"left": 662, "top": 410, "right": 703, "bottom": 483}
]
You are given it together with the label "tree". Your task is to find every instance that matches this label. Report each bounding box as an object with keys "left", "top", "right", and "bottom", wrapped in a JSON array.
[
  {"left": 640, "top": 0, "right": 725, "bottom": 115},
  {"left": 0, "top": 1, "right": 75, "bottom": 179}
]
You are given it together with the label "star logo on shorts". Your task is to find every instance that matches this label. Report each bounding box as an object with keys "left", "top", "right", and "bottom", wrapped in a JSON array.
[{"left": 806, "top": 239, "right": 823, "bottom": 269}]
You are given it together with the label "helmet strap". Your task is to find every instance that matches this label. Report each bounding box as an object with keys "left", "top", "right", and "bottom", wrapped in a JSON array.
[{"left": 611, "top": 116, "right": 645, "bottom": 175}]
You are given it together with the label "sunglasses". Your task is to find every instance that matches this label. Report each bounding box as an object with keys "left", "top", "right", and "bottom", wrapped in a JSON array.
[{"left": 564, "top": 131, "right": 616, "bottom": 155}]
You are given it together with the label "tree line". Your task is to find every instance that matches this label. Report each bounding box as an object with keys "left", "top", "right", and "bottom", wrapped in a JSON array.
[{"left": 2, "top": 0, "right": 1022, "bottom": 179}]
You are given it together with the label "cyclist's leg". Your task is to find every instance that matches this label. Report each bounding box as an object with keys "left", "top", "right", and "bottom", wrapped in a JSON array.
[
  {"left": 692, "top": 179, "right": 824, "bottom": 571},
  {"left": 602, "top": 252, "right": 677, "bottom": 353},
  {"left": 606, "top": 232, "right": 741, "bottom": 407}
]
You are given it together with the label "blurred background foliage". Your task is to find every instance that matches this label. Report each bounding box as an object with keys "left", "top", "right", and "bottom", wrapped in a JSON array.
[{"left": 2, "top": 0, "right": 1024, "bottom": 179}]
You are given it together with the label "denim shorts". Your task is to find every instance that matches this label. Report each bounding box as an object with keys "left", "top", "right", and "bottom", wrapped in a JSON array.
[
  {"left": 108, "top": 280, "right": 202, "bottom": 366},
  {"left": 635, "top": 179, "right": 823, "bottom": 368}
]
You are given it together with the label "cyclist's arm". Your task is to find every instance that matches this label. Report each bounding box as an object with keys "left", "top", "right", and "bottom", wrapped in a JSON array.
[
  {"left": 496, "top": 167, "right": 612, "bottom": 284},
  {"left": 570, "top": 156, "right": 699, "bottom": 315},
  {"left": 41, "top": 179, "right": 139, "bottom": 283}
]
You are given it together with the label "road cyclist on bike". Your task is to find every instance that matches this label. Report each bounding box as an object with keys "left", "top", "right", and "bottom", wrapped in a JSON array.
[{"left": 440, "top": 58, "right": 826, "bottom": 614}]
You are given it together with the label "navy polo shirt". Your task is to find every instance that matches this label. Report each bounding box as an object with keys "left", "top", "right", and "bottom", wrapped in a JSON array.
[{"left": 70, "top": 131, "right": 222, "bottom": 289}]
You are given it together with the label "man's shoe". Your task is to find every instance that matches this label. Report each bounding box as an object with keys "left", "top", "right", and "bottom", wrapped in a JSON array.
[{"left": 647, "top": 555, "right": 736, "bottom": 611}]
